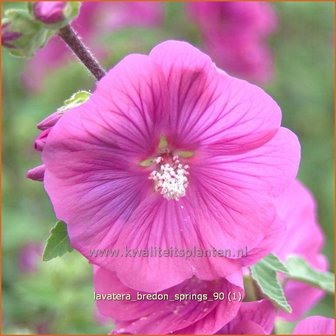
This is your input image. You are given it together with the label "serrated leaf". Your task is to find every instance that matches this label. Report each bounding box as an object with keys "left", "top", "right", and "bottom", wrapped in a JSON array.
[
  {"left": 43, "top": 221, "right": 73, "bottom": 261},
  {"left": 286, "top": 255, "right": 334, "bottom": 294},
  {"left": 259, "top": 253, "right": 289, "bottom": 274},
  {"left": 251, "top": 254, "right": 292, "bottom": 313},
  {"left": 59, "top": 90, "right": 90, "bottom": 112}
]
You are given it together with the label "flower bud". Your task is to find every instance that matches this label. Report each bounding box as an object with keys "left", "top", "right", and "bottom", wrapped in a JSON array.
[
  {"left": 31, "top": 1, "right": 81, "bottom": 29},
  {"left": 1, "top": 9, "right": 51, "bottom": 57},
  {"left": 1, "top": 22, "right": 21, "bottom": 48},
  {"left": 27, "top": 91, "right": 90, "bottom": 183},
  {"left": 33, "top": 2, "right": 66, "bottom": 24}
]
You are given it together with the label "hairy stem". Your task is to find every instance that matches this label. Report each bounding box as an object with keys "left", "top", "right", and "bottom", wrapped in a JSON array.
[{"left": 58, "top": 24, "right": 106, "bottom": 80}]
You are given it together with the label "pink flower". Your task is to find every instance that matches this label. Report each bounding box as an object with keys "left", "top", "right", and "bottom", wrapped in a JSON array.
[
  {"left": 218, "top": 300, "right": 276, "bottom": 334},
  {"left": 39, "top": 41, "right": 300, "bottom": 292},
  {"left": 293, "top": 316, "right": 335, "bottom": 335},
  {"left": 188, "top": 2, "right": 277, "bottom": 83},
  {"left": 22, "top": 2, "right": 163, "bottom": 91},
  {"left": 94, "top": 266, "right": 244, "bottom": 334},
  {"left": 32, "top": 1, "right": 66, "bottom": 24},
  {"left": 274, "top": 180, "right": 328, "bottom": 321}
]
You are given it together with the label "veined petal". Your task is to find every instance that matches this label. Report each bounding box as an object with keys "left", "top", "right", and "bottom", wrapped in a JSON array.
[
  {"left": 109, "top": 194, "right": 244, "bottom": 292},
  {"left": 90, "top": 53, "right": 168, "bottom": 158},
  {"left": 179, "top": 128, "right": 299, "bottom": 265},
  {"left": 42, "top": 54, "right": 167, "bottom": 260},
  {"left": 186, "top": 176, "right": 280, "bottom": 263},
  {"left": 194, "top": 127, "right": 300, "bottom": 198},
  {"left": 149, "top": 40, "right": 281, "bottom": 154},
  {"left": 94, "top": 267, "right": 243, "bottom": 335},
  {"left": 219, "top": 300, "right": 276, "bottom": 334}
]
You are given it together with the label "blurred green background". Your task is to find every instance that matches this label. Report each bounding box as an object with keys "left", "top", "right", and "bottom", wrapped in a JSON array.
[{"left": 2, "top": 2, "right": 334, "bottom": 334}]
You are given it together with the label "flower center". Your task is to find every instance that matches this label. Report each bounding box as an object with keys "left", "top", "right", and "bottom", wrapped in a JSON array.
[{"left": 149, "top": 154, "right": 189, "bottom": 201}]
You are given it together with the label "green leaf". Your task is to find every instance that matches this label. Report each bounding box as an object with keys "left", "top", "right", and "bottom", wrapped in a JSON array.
[
  {"left": 59, "top": 90, "right": 91, "bottom": 112},
  {"left": 259, "top": 253, "right": 289, "bottom": 274},
  {"left": 43, "top": 221, "right": 73, "bottom": 261},
  {"left": 286, "top": 255, "right": 334, "bottom": 294},
  {"left": 251, "top": 254, "right": 292, "bottom": 313},
  {"left": 63, "top": 2, "right": 81, "bottom": 26}
]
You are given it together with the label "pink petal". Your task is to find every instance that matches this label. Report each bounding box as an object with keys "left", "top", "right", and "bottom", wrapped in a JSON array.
[
  {"left": 90, "top": 53, "right": 167, "bottom": 157},
  {"left": 94, "top": 267, "right": 244, "bottom": 335},
  {"left": 42, "top": 54, "right": 167, "bottom": 274},
  {"left": 37, "top": 111, "right": 62, "bottom": 130},
  {"left": 185, "top": 128, "right": 299, "bottom": 262},
  {"left": 293, "top": 316, "right": 335, "bottom": 335},
  {"left": 177, "top": 298, "right": 274, "bottom": 334},
  {"left": 34, "top": 129, "right": 51, "bottom": 152},
  {"left": 274, "top": 180, "right": 327, "bottom": 321},
  {"left": 279, "top": 278, "right": 327, "bottom": 322},
  {"left": 224, "top": 300, "right": 276, "bottom": 334},
  {"left": 107, "top": 194, "right": 243, "bottom": 291},
  {"left": 33, "top": 1, "right": 66, "bottom": 24},
  {"left": 149, "top": 40, "right": 281, "bottom": 154},
  {"left": 186, "top": 172, "right": 279, "bottom": 260},
  {"left": 95, "top": 187, "right": 271, "bottom": 292},
  {"left": 227, "top": 321, "right": 267, "bottom": 334},
  {"left": 26, "top": 164, "right": 45, "bottom": 182},
  {"left": 275, "top": 180, "right": 324, "bottom": 262},
  {"left": 194, "top": 127, "right": 300, "bottom": 198}
]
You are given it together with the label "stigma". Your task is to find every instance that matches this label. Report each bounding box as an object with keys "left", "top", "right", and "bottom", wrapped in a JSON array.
[{"left": 149, "top": 155, "right": 189, "bottom": 201}]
